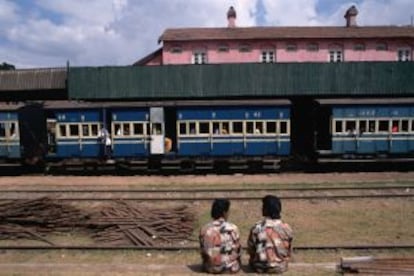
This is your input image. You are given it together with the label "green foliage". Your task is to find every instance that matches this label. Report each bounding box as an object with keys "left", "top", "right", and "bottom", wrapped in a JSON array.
[{"left": 0, "top": 62, "right": 15, "bottom": 70}]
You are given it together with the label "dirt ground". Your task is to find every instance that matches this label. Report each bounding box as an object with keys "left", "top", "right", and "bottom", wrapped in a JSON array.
[
  {"left": 0, "top": 171, "right": 413, "bottom": 187},
  {"left": 0, "top": 172, "right": 413, "bottom": 275}
]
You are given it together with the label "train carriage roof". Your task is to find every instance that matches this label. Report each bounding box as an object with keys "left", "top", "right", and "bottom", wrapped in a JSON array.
[
  {"left": 41, "top": 99, "right": 291, "bottom": 109},
  {"left": 316, "top": 98, "right": 414, "bottom": 105},
  {"left": 68, "top": 62, "right": 414, "bottom": 100}
]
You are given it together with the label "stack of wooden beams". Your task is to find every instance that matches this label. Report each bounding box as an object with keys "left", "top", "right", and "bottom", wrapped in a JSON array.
[
  {"left": 0, "top": 197, "right": 195, "bottom": 247},
  {"left": 0, "top": 197, "right": 88, "bottom": 245},
  {"left": 340, "top": 256, "right": 414, "bottom": 275},
  {"left": 90, "top": 201, "right": 195, "bottom": 246}
]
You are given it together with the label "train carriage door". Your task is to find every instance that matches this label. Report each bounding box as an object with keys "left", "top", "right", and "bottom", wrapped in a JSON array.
[{"left": 150, "top": 107, "right": 165, "bottom": 155}]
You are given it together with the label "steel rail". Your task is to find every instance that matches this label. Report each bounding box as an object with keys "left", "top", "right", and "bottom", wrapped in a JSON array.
[
  {"left": 0, "top": 185, "right": 412, "bottom": 193},
  {"left": 0, "top": 244, "right": 413, "bottom": 251},
  {"left": 0, "top": 194, "right": 413, "bottom": 201}
]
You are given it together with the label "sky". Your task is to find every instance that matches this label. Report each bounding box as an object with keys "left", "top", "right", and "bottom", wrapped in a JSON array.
[{"left": 0, "top": 0, "right": 413, "bottom": 68}]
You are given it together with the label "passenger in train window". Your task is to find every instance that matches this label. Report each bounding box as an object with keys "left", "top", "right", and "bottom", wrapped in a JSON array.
[
  {"left": 115, "top": 124, "right": 121, "bottom": 136},
  {"left": 392, "top": 122, "right": 399, "bottom": 133},
  {"left": 255, "top": 122, "right": 263, "bottom": 134},
  {"left": 10, "top": 123, "right": 18, "bottom": 139},
  {"left": 124, "top": 124, "right": 130, "bottom": 136},
  {"left": 247, "top": 195, "right": 293, "bottom": 274},
  {"left": 368, "top": 121, "right": 376, "bottom": 133},
  {"left": 199, "top": 199, "right": 241, "bottom": 274}
]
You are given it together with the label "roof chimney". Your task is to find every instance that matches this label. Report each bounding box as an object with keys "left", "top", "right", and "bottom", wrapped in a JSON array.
[
  {"left": 344, "top": 5, "right": 358, "bottom": 27},
  {"left": 227, "top": 6, "right": 236, "bottom": 28}
]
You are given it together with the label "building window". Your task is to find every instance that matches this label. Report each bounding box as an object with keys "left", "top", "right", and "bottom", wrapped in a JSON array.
[
  {"left": 261, "top": 50, "right": 275, "bottom": 63},
  {"left": 397, "top": 48, "right": 411, "bottom": 61},
  {"left": 170, "top": 46, "right": 182, "bottom": 53},
  {"left": 329, "top": 50, "right": 343, "bottom": 62},
  {"left": 286, "top": 43, "right": 297, "bottom": 52},
  {"left": 239, "top": 44, "right": 251, "bottom": 52},
  {"left": 353, "top": 43, "right": 365, "bottom": 51},
  {"left": 307, "top": 43, "right": 319, "bottom": 52},
  {"left": 217, "top": 44, "right": 229, "bottom": 52},
  {"left": 376, "top": 43, "right": 388, "bottom": 51},
  {"left": 192, "top": 51, "right": 207, "bottom": 64}
]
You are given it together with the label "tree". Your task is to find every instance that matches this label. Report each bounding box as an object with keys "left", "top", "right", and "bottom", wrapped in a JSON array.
[{"left": 0, "top": 62, "right": 15, "bottom": 70}]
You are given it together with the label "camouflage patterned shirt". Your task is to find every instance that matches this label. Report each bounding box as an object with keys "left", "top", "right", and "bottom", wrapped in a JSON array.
[
  {"left": 199, "top": 218, "right": 241, "bottom": 273},
  {"left": 247, "top": 218, "right": 293, "bottom": 273}
]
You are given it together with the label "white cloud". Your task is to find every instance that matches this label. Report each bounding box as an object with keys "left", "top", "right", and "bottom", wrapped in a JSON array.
[
  {"left": 0, "top": 0, "right": 413, "bottom": 68},
  {"left": 262, "top": 0, "right": 320, "bottom": 26}
]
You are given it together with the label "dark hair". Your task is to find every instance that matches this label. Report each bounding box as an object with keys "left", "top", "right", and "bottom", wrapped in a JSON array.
[
  {"left": 211, "top": 199, "right": 230, "bottom": 219},
  {"left": 262, "top": 195, "right": 281, "bottom": 219}
]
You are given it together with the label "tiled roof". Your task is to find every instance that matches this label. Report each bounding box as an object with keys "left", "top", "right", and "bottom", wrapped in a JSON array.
[
  {"left": 0, "top": 67, "right": 67, "bottom": 91},
  {"left": 159, "top": 26, "right": 414, "bottom": 42}
]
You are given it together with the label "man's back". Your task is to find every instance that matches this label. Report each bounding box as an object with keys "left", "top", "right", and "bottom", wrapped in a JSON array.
[
  {"left": 199, "top": 218, "right": 241, "bottom": 273},
  {"left": 248, "top": 218, "right": 293, "bottom": 273}
]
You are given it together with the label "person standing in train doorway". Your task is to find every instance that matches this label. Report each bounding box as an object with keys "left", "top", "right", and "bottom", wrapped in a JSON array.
[
  {"left": 247, "top": 195, "right": 293, "bottom": 274},
  {"left": 199, "top": 199, "right": 241, "bottom": 273},
  {"left": 99, "top": 126, "right": 112, "bottom": 160}
]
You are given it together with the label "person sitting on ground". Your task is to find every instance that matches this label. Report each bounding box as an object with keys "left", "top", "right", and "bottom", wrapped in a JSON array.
[
  {"left": 199, "top": 199, "right": 241, "bottom": 273},
  {"left": 247, "top": 195, "right": 293, "bottom": 274}
]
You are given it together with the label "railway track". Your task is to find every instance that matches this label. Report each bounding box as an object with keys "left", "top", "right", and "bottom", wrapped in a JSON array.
[
  {"left": 0, "top": 244, "right": 413, "bottom": 251},
  {"left": 1, "top": 185, "right": 413, "bottom": 201}
]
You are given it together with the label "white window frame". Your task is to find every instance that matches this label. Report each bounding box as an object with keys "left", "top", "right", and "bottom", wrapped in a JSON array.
[
  {"left": 192, "top": 51, "right": 207, "bottom": 64},
  {"left": 329, "top": 50, "right": 343, "bottom": 62},
  {"left": 397, "top": 48, "right": 412, "bottom": 62},
  {"left": 260, "top": 49, "right": 275, "bottom": 63}
]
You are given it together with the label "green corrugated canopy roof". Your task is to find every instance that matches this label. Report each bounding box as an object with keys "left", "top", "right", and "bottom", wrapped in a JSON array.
[{"left": 68, "top": 62, "right": 414, "bottom": 100}]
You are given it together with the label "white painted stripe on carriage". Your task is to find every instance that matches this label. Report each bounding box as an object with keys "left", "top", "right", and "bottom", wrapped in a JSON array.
[
  {"left": 178, "top": 139, "right": 290, "bottom": 143},
  {"left": 57, "top": 141, "right": 100, "bottom": 145},
  {"left": 113, "top": 140, "right": 146, "bottom": 145},
  {"left": 0, "top": 143, "right": 20, "bottom": 146},
  {"left": 333, "top": 137, "right": 414, "bottom": 141}
]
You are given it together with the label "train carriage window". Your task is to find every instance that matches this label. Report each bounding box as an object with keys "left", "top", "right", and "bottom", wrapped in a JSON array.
[
  {"left": 189, "top": 122, "right": 196, "bottom": 135},
  {"left": 334, "top": 120, "right": 343, "bottom": 133},
  {"left": 0, "top": 123, "right": 6, "bottom": 137},
  {"left": 152, "top": 123, "right": 162, "bottom": 135},
  {"left": 345, "top": 121, "right": 356, "bottom": 134},
  {"left": 213, "top": 122, "right": 220, "bottom": 134},
  {"left": 368, "top": 120, "right": 376, "bottom": 133},
  {"left": 255, "top": 122, "right": 263, "bottom": 134},
  {"left": 378, "top": 120, "right": 389, "bottom": 132},
  {"left": 359, "top": 120, "right": 367, "bottom": 134},
  {"left": 114, "top": 123, "right": 122, "bottom": 136},
  {"left": 411, "top": 120, "right": 414, "bottom": 132},
  {"left": 69, "top": 124, "right": 79, "bottom": 137},
  {"left": 59, "top": 125, "right": 67, "bottom": 137},
  {"left": 222, "top": 122, "right": 229, "bottom": 135},
  {"left": 91, "top": 124, "right": 99, "bottom": 136},
  {"left": 280, "top": 121, "right": 288, "bottom": 134},
  {"left": 179, "top": 122, "right": 187, "bottom": 135},
  {"left": 232, "top": 121, "right": 243, "bottom": 134},
  {"left": 9, "top": 122, "right": 18, "bottom": 139},
  {"left": 392, "top": 120, "right": 399, "bottom": 133},
  {"left": 199, "top": 122, "right": 210, "bottom": 134},
  {"left": 123, "top": 123, "right": 131, "bottom": 136},
  {"left": 266, "top": 121, "right": 276, "bottom": 134},
  {"left": 401, "top": 120, "right": 409, "bottom": 132},
  {"left": 82, "top": 124, "right": 89, "bottom": 137},
  {"left": 246, "top": 121, "right": 254, "bottom": 134},
  {"left": 133, "top": 123, "right": 144, "bottom": 135}
]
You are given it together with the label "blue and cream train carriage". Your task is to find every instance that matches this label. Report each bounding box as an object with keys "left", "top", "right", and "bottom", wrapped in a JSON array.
[
  {"left": 0, "top": 97, "right": 413, "bottom": 170},
  {"left": 42, "top": 100, "right": 291, "bottom": 164},
  {"left": 316, "top": 99, "right": 414, "bottom": 158},
  {"left": 0, "top": 104, "right": 21, "bottom": 160},
  {"left": 176, "top": 104, "right": 290, "bottom": 157}
]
